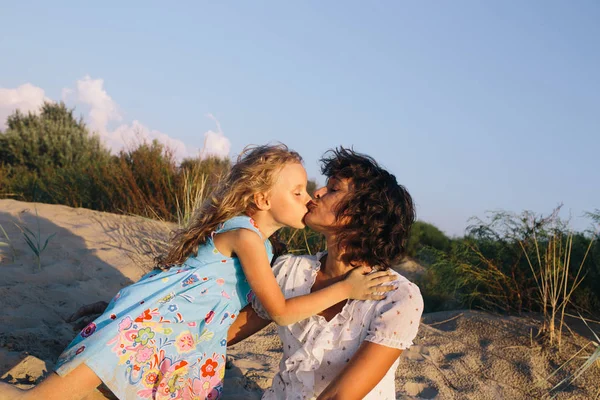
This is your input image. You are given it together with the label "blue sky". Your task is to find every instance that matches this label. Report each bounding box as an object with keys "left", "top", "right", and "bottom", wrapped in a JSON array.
[{"left": 1, "top": 1, "right": 598, "bottom": 236}]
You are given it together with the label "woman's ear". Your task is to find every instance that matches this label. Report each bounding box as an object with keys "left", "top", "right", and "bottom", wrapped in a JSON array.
[{"left": 253, "top": 191, "right": 272, "bottom": 211}]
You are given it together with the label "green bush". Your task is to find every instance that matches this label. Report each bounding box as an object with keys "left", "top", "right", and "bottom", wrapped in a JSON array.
[
  {"left": 407, "top": 221, "right": 451, "bottom": 257},
  {"left": 416, "top": 209, "right": 600, "bottom": 315},
  {"left": 0, "top": 102, "right": 112, "bottom": 204},
  {"left": 0, "top": 103, "right": 229, "bottom": 222},
  {"left": 106, "top": 140, "right": 180, "bottom": 220},
  {"left": 0, "top": 102, "right": 110, "bottom": 173}
]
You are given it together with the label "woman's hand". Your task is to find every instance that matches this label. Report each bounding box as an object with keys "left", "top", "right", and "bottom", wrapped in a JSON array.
[
  {"left": 227, "top": 304, "right": 271, "bottom": 346},
  {"left": 66, "top": 301, "right": 108, "bottom": 331},
  {"left": 343, "top": 267, "right": 397, "bottom": 300}
]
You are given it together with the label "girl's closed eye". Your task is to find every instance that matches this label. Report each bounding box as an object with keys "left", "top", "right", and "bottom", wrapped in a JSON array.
[{"left": 294, "top": 185, "right": 307, "bottom": 196}]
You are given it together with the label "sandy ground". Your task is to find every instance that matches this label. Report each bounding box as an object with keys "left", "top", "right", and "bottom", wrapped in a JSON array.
[{"left": 1, "top": 199, "right": 599, "bottom": 399}]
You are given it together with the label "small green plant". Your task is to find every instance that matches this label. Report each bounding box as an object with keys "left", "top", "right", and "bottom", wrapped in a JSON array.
[
  {"left": 0, "top": 223, "right": 17, "bottom": 262},
  {"left": 17, "top": 207, "right": 56, "bottom": 270}
]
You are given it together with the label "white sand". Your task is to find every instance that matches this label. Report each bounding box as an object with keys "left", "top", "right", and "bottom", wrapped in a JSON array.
[{"left": 1, "top": 200, "right": 599, "bottom": 399}]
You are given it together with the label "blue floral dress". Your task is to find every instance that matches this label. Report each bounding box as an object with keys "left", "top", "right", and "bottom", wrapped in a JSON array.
[{"left": 55, "top": 216, "right": 272, "bottom": 400}]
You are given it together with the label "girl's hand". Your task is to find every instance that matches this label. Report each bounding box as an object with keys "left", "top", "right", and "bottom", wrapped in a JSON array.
[{"left": 344, "top": 267, "right": 397, "bottom": 300}]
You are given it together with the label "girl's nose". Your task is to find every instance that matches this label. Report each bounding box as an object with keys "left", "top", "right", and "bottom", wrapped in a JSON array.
[{"left": 304, "top": 192, "right": 313, "bottom": 203}]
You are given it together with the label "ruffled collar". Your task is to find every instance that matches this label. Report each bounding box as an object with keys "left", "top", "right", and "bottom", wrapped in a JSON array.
[
  {"left": 312, "top": 251, "right": 327, "bottom": 271},
  {"left": 281, "top": 252, "right": 377, "bottom": 399}
]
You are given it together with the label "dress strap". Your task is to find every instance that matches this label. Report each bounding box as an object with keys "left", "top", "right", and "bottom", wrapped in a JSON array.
[
  {"left": 214, "top": 215, "right": 262, "bottom": 239},
  {"left": 213, "top": 216, "right": 273, "bottom": 261}
]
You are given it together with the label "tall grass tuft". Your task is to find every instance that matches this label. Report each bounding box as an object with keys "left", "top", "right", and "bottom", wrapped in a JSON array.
[
  {"left": 0, "top": 223, "right": 17, "bottom": 262},
  {"left": 138, "top": 165, "right": 214, "bottom": 263},
  {"left": 277, "top": 227, "right": 326, "bottom": 256},
  {"left": 175, "top": 165, "right": 210, "bottom": 228},
  {"left": 521, "top": 230, "right": 594, "bottom": 348}
]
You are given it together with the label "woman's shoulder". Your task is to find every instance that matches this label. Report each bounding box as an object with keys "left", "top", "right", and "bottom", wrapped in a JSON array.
[
  {"left": 389, "top": 269, "right": 418, "bottom": 286},
  {"left": 380, "top": 270, "right": 423, "bottom": 308},
  {"left": 362, "top": 269, "right": 424, "bottom": 349}
]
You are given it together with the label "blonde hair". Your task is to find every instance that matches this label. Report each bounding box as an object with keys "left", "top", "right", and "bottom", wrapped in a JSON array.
[{"left": 158, "top": 143, "right": 302, "bottom": 268}]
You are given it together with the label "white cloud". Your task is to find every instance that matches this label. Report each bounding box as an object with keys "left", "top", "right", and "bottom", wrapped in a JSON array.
[
  {"left": 110, "top": 120, "right": 199, "bottom": 160},
  {"left": 200, "top": 114, "right": 231, "bottom": 159},
  {"left": 65, "top": 76, "right": 202, "bottom": 160},
  {"left": 67, "top": 76, "right": 232, "bottom": 160},
  {"left": 70, "top": 75, "right": 122, "bottom": 135},
  {"left": 1, "top": 77, "right": 231, "bottom": 161},
  {"left": 0, "top": 83, "right": 51, "bottom": 130},
  {"left": 61, "top": 87, "right": 74, "bottom": 102}
]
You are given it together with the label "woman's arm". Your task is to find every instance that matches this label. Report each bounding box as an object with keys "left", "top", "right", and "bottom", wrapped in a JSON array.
[
  {"left": 317, "top": 341, "right": 402, "bottom": 400},
  {"left": 227, "top": 304, "right": 271, "bottom": 346},
  {"left": 232, "top": 229, "right": 395, "bottom": 326}
]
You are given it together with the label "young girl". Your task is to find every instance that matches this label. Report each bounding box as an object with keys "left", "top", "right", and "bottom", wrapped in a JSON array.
[{"left": 0, "top": 144, "right": 395, "bottom": 400}]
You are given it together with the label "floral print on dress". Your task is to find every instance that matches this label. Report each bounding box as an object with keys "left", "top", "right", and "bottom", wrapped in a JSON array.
[
  {"left": 182, "top": 274, "right": 200, "bottom": 287},
  {"left": 249, "top": 218, "right": 260, "bottom": 230},
  {"left": 205, "top": 310, "right": 215, "bottom": 324},
  {"left": 81, "top": 322, "right": 97, "bottom": 338},
  {"left": 54, "top": 216, "right": 272, "bottom": 400}
]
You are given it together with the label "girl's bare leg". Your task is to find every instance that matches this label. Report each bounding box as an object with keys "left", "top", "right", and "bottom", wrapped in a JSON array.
[
  {"left": 0, "top": 363, "right": 102, "bottom": 400},
  {"left": 0, "top": 382, "right": 23, "bottom": 400}
]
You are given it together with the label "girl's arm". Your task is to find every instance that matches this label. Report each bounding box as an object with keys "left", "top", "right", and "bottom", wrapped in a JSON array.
[
  {"left": 232, "top": 229, "right": 394, "bottom": 326},
  {"left": 317, "top": 341, "right": 402, "bottom": 400}
]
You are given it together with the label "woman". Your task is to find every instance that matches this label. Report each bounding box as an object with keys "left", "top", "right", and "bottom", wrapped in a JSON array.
[{"left": 228, "top": 147, "right": 423, "bottom": 400}]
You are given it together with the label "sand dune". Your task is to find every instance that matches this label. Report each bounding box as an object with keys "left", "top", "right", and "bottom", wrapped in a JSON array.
[{"left": 1, "top": 200, "right": 599, "bottom": 399}]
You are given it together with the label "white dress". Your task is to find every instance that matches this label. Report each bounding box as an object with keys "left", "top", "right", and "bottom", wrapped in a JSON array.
[{"left": 252, "top": 252, "right": 423, "bottom": 400}]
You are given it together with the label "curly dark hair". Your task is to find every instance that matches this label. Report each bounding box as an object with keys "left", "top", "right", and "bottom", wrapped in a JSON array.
[{"left": 320, "top": 147, "right": 415, "bottom": 270}]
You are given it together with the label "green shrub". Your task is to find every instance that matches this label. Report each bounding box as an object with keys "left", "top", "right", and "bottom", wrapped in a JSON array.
[
  {"left": 105, "top": 140, "right": 180, "bottom": 220},
  {"left": 417, "top": 208, "right": 600, "bottom": 316},
  {"left": 0, "top": 102, "right": 110, "bottom": 172},
  {"left": 407, "top": 221, "right": 451, "bottom": 257},
  {"left": 180, "top": 156, "right": 231, "bottom": 194},
  {"left": 0, "top": 102, "right": 112, "bottom": 204}
]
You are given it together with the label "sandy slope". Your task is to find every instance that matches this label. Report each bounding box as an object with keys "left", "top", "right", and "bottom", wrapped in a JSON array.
[{"left": 1, "top": 200, "right": 599, "bottom": 399}]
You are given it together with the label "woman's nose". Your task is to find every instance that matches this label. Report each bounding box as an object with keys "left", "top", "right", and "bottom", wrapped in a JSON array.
[{"left": 314, "top": 187, "right": 326, "bottom": 199}]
